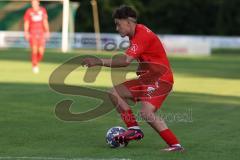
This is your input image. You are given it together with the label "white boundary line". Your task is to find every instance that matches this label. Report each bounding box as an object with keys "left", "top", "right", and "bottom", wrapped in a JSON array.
[{"left": 0, "top": 157, "right": 131, "bottom": 160}]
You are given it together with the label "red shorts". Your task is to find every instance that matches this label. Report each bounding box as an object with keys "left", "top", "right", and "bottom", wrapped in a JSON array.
[
  {"left": 29, "top": 34, "right": 46, "bottom": 47},
  {"left": 123, "top": 78, "right": 173, "bottom": 110}
]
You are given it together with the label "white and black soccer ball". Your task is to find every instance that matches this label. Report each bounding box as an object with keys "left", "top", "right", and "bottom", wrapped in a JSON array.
[{"left": 106, "top": 126, "right": 128, "bottom": 148}]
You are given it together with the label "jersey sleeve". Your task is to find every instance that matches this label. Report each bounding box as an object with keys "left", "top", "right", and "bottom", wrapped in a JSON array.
[
  {"left": 125, "top": 38, "right": 145, "bottom": 59},
  {"left": 24, "top": 9, "right": 30, "bottom": 22},
  {"left": 42, "top": 7, "right": 48, "bottom": 19}
]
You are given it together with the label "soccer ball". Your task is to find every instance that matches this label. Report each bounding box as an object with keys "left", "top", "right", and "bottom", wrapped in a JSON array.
[{"left": 106, "top": 126, "right": 128, "bottom": 148}]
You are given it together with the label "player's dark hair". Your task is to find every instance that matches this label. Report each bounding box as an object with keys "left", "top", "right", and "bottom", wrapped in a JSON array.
[{"left": 112, "top": 5, "right": 137, "bottom": 22}]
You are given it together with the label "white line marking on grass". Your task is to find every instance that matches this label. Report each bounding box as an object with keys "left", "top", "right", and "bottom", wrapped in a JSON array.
[{"left": 0, "top": 157, "right": 131, "bottom": 160}]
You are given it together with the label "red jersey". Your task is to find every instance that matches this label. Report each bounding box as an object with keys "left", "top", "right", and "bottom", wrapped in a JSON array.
[
  {"left": 125, "top": 24, "right": 173, "bottom": 83},
  {"left": 24, "top": 7, "right": 48, "bottom": 34}
]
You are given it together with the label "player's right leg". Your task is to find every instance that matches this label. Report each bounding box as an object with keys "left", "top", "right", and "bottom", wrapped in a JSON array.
[
  {"left": 30, "top": 35, "right": 39, "bottom": 74},
  {"left": 108, "top": 82, "right": 144, "bottom": 143},
  {"left": 141, "top": 101, "right": 184, "bottom": 152},
  {"left": 31, "top": 46, "right": 39, "bottom": 74}
]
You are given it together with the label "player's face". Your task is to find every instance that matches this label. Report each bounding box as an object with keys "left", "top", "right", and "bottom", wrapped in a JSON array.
[
  {"left": 31, "top": 0, "right": 40, "bottom": 11},
  {"left": 114, "top": 19, "right": 131, "bottom": 37}
]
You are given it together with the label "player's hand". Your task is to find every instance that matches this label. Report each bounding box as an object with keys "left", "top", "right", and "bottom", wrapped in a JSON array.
[
  {"left": 24, "top": 32, "right": 30, "bottom": 41},
  {"left": 81, "top": 57, "right": 102, "bottom": 67},
  {"left": 45, "top": 32, "right": 50, "bottom": 41}
]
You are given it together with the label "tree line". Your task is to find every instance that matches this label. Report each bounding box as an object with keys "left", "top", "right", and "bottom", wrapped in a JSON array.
[{"left": 73, "top": 0, "right": 240, "bottom": 35}]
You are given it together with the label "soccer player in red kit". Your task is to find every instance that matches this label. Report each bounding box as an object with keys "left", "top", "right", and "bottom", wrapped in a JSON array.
[
  {"left": 24, "top": 0, "right": 49, "bottom": 74},
  {"left": 82, "top": 5, "right": 184, "bottom": 152}
]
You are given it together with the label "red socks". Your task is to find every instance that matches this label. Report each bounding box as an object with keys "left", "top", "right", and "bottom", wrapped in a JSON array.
[
  {"left": 121, "top": 109, "right": 139, "bottom": 128},
  {"left": 120, "top": 109, "right": 180, "bottom": 146},
  {"left": 31, "top": 52, "right": 44, "bottom": 67},
  {"left": 37, "top": 53, "right": 43, "bottom": 62},
  {"left": 159, "top": 129, "right": 179, "bottom": 146},
  {"left": 32, "top": 53, "right": 38, "bottom": 67}
]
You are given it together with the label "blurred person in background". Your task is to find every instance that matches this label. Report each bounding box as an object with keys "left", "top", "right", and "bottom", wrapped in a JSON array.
[{"left": 24, "top": 0, "right": 49, "bottom": 74}]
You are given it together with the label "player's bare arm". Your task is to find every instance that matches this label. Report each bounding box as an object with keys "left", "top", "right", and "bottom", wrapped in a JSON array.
[
  {"left": 24, "top": 20, "right": 30, "bottom": 41},
  {"left": 81, "top": 54, "right": 134, "bottom": 68},
  {"left": 43, "top": 18, "right": 50, "bottom": 40}
]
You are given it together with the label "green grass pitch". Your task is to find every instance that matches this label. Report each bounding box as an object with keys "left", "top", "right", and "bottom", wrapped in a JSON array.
[{"left": 0, "top": 48, "right": 240, "bottom": 160}]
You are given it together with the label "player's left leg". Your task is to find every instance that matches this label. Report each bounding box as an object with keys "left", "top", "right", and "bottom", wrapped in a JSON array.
[
  {"left": 37, "top": 46, "right": 45, "bottom": 62},
  {"left": 141, "top": 100, "right": 184, "bottom": 152},
  {"left": 37, "top": 37, "right": 46, "bottom": 63},
  {"left": 108, "top": 82, "right": 144, "bottom": 143}
]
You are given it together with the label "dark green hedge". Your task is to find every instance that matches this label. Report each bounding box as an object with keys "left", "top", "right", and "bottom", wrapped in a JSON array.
[{"left": 74, "top": 0, "right": 240, "bottom": 36}]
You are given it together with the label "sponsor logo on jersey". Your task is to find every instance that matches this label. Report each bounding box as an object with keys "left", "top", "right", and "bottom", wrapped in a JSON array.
[
  {"left": 130, "top": 44, "right": 138, "bottom": 53},
  {"left": 146, "top": 86, "right": 156, "bottom": 98},
  {"left": 31, "top": 10, "right": 43, "bottom": 22}
]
